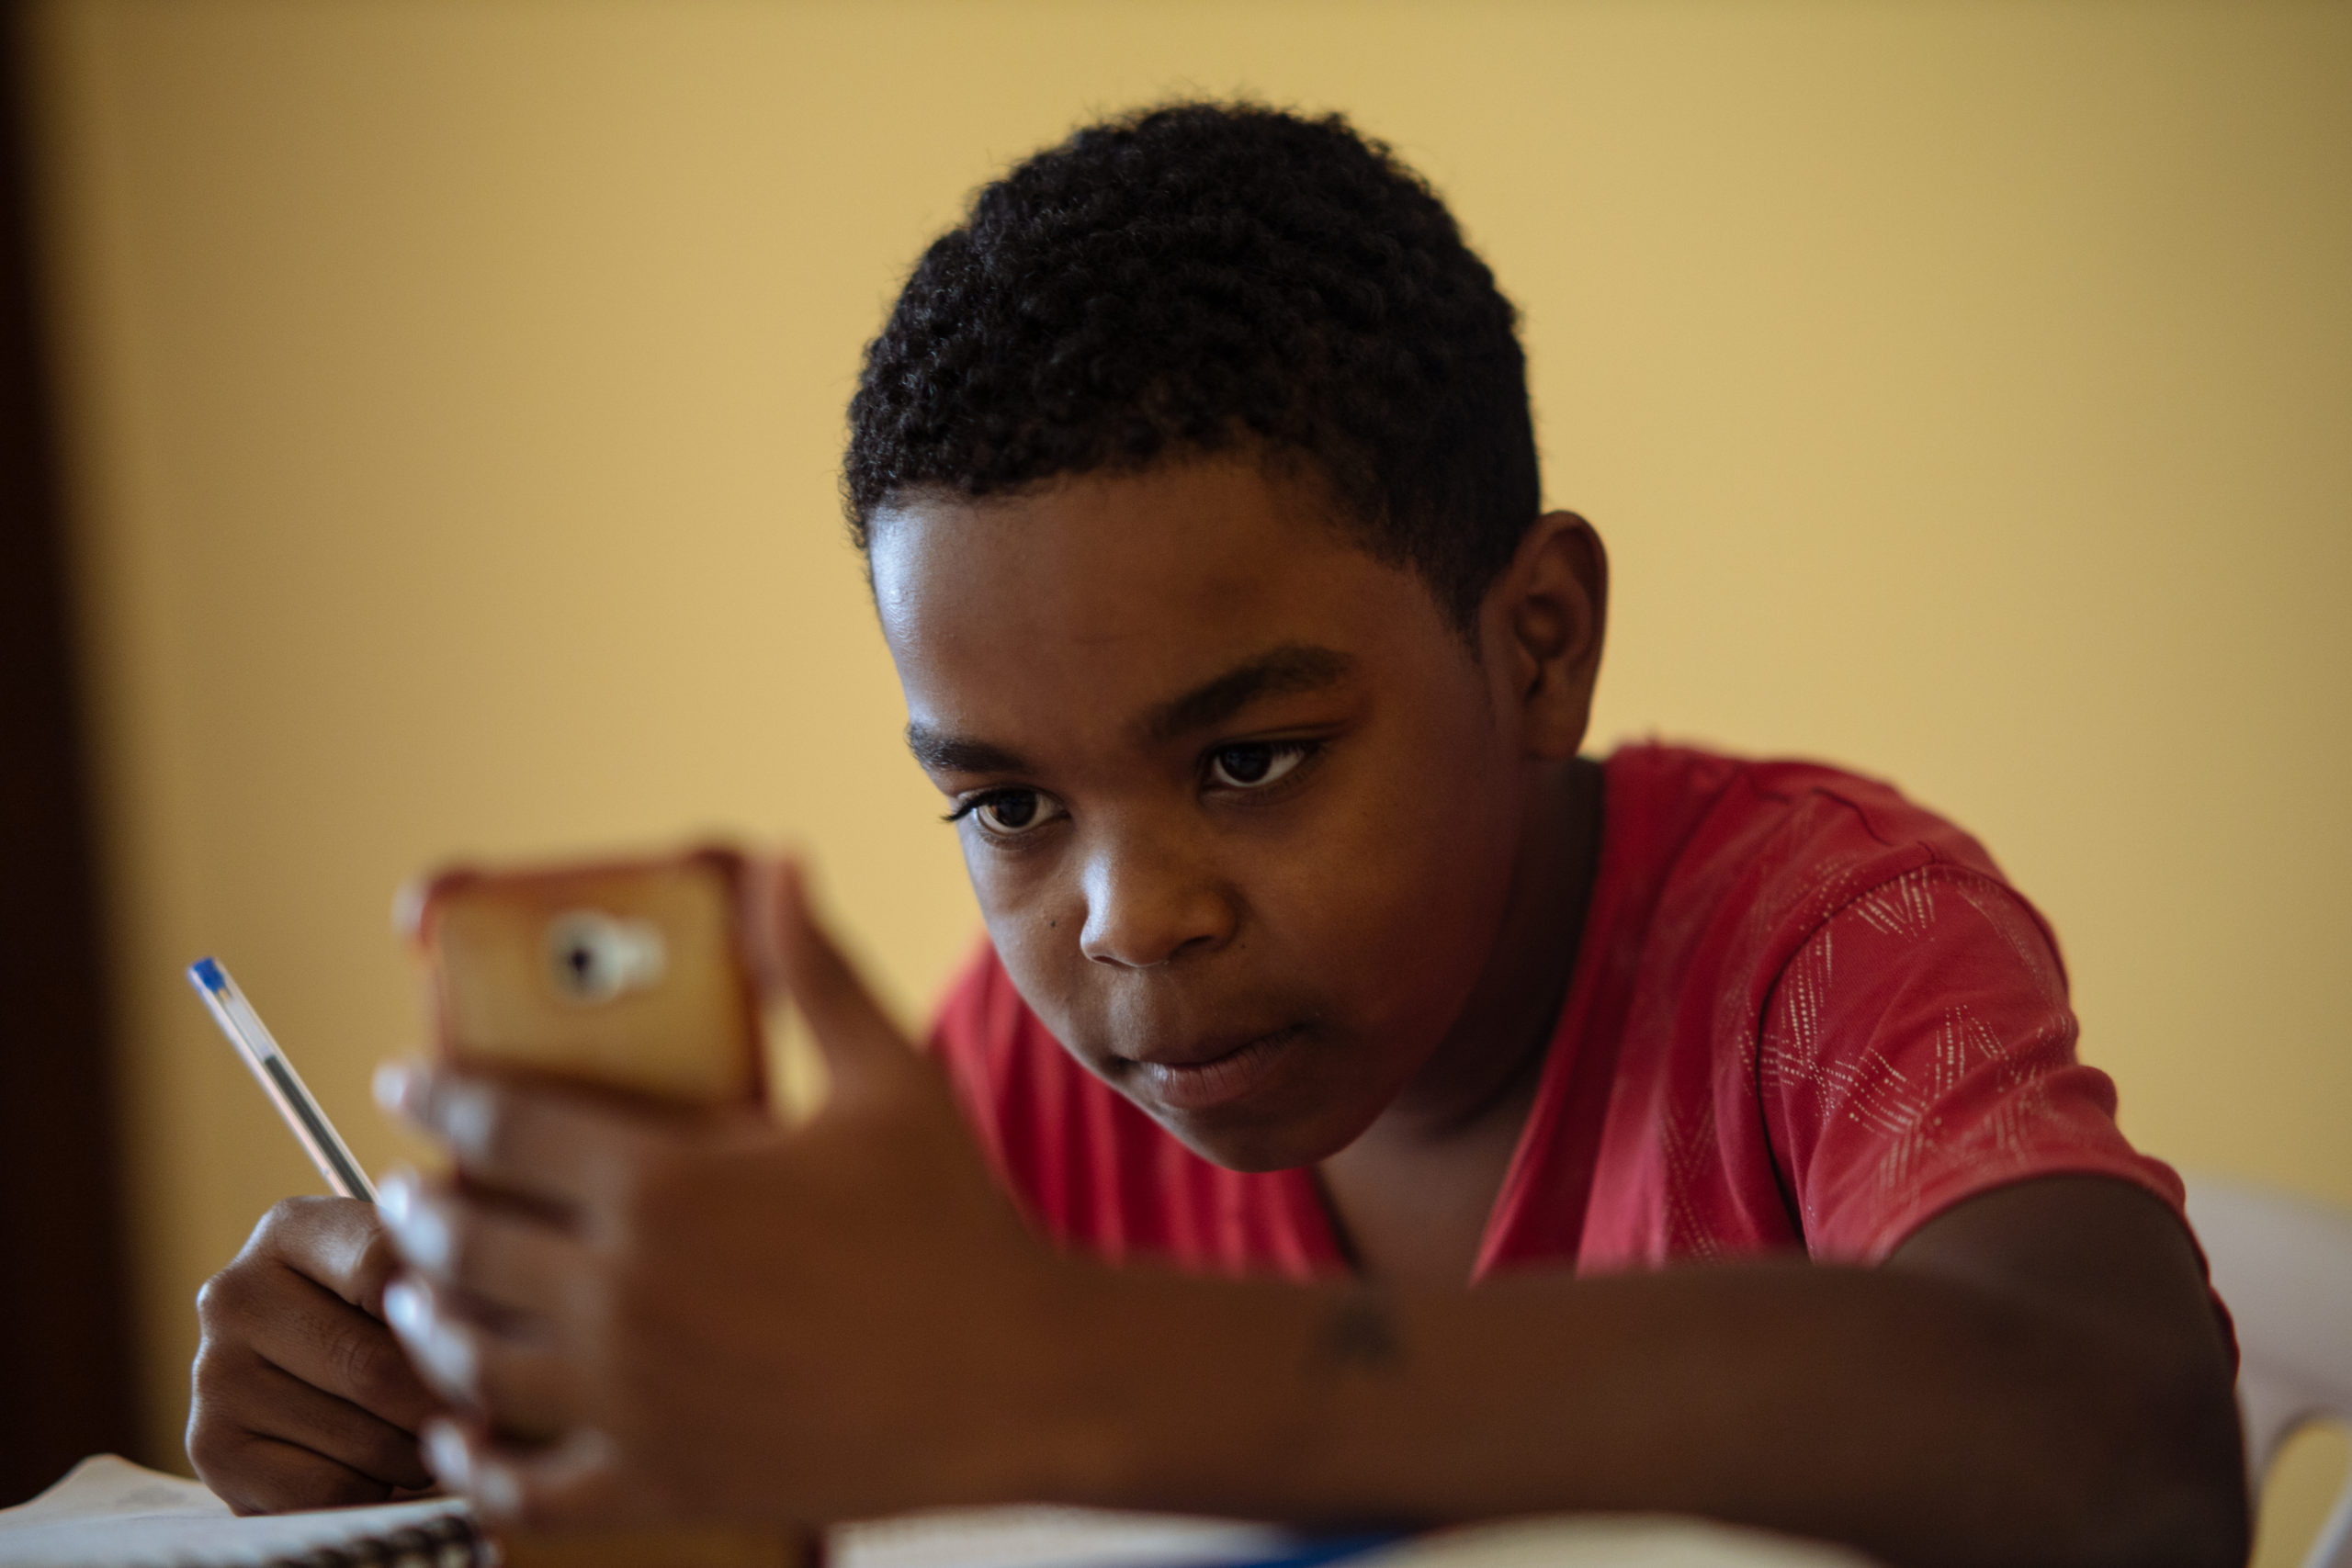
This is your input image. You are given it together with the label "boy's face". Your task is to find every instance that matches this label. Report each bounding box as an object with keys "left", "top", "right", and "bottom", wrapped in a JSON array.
[{"left": 869, "top": 458, "right": 1539, "bottom": 1171}]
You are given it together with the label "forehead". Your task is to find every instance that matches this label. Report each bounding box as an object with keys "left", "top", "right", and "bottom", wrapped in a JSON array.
[{"left": 867, "top": 458, "right": 1455, "bottom": 748}]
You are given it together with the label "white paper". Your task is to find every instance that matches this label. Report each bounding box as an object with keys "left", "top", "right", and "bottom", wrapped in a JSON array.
[
  {"left": 4, "top": 1457, "right": 1871, "bottom": 1568},
  {"left": 0, "top": 1456, "right": 472, "bottom": 1567}
]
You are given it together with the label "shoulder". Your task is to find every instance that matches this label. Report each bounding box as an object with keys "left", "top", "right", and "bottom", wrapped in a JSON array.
[
  {"left": 1603, "top": 742, "right": 2025, "bottom": 976},
  {"left": 1609, "top": 742, "right": 2004, "bottom": 883},
  {"left": 1581, "top": 748, "right": 2168, "bottom": 1267}
]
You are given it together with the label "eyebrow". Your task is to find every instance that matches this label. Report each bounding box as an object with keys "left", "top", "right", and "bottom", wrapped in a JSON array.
[
  {"left": 1138, "top": 642, "right": 1356, "bottom": 745},
  {"left": 903, "top": 727, "right": 1032, "bottom": 776},
  {"left": 904, "top": 642, "right": 1357, "bottom": 777}
]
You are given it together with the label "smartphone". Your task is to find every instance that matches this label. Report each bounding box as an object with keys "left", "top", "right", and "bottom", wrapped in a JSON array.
[{"left": 401, "top": 845, "right": 765, "bottom": 1105}]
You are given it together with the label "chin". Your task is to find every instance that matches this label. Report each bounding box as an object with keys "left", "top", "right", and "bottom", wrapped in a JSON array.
[{"left": 1145, "top": 1099, "right": 1373, "bottom": 1174}]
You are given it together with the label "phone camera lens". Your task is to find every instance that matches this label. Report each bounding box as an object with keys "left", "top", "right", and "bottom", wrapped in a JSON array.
[{"left": 544, "top": 910, "right": 667, "bottom": 1004}]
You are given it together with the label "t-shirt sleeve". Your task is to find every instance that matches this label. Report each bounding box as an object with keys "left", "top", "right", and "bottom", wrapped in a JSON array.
[{"left": 1756, "top": 863, "right": 2187, "bottom": 1263}]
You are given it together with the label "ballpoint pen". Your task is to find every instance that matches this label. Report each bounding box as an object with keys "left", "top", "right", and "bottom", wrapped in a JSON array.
[{"left": 187, "top": 956, "right": 378, "bottom": 1202}]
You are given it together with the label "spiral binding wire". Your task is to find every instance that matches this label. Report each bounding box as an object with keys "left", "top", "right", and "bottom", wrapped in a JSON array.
[{"left": 264, "top": 1511, "right": 487, "bottom": 1567}]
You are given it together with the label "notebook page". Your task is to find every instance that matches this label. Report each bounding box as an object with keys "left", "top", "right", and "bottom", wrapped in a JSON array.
[
  {"left": 1, "top": 1461, "right": 1301, "bottom": 1568},
  {"left": 0, "top": 1456, "right": 477, "bottom": 1567}
]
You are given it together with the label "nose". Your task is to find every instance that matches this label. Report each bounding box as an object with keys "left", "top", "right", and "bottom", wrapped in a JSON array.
[{"left": 1077, "top": 831, "right": 1236, "bottom": 969}]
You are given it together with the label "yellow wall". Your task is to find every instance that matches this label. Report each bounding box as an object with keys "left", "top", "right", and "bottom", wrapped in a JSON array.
[{"left": 28, "top": 1, "right": 2349, "bottom": 1559}]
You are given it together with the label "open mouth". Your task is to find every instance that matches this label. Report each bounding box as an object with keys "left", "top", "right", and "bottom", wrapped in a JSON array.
[{"left": 1121, "top": 1024, "right": 1307, "bottom": 1112}]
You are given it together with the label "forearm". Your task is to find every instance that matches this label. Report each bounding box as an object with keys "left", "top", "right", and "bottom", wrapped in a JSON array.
[{"left": 1016, "top": 1260, "right": 2238, "bottom": 1568}]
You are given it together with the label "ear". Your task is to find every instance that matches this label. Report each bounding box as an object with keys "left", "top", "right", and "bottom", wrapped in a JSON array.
[{"left": 1479, "top": 511, "right": 1609, "bottom": 761}]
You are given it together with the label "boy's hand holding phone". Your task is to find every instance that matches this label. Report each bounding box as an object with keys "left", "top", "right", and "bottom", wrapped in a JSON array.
[{"left": 371, "top": 858, "right": 1072, "bottom": 1529}]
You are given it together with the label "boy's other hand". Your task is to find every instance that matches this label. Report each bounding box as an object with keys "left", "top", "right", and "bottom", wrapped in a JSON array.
[
  {"left": 372, "top": 858, "right": 1070, "bottom": 1529},
  {"left": 188, "top": 1194, "right": 441, "bottom": 1513}
]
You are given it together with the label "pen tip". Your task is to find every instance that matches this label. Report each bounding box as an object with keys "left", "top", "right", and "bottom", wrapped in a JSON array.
[{"left": 188, "top": 957, "right": 224, "bottom": 992}]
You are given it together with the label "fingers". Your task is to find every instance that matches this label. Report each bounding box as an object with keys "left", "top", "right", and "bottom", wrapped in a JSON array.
[
  {"left": 378, "top": 1168, "right": 586, "bottom": 1323},
  {"left": 198, "top": 1243, "right": 440, "bottom": 1433},
  {"left": 376, "top": 1062, "right": 646, "bottom": 1213},
  {"left": 189, "top": 1348, "right": 435, "bottom": 1510},
  {"left": 244, "top": 1194, "right": 404, "bottom": 1315},
  {"left": 423, "top": 1420, "right": 629, "bottom": 1529},
  {"left": 759, "top": 857, "right": 918, "bottom": 1089},
  {"left": 301, "top": 1198, "right": 404, "bottom": 1317},
  {"left": 383, "top": 1275, "right": 576, "bottom": 1439},
  {"left": 201, "top": 1433, "right": 419, "bottom": 1517}
]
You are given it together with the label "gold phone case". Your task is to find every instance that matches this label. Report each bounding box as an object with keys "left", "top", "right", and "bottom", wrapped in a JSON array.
[{"left": 403, "top": 847, "right": 764, "bottom": 1105}]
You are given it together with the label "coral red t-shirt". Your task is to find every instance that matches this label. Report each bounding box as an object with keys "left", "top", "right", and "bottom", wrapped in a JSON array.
[{"left": 926, "top": 744, "right": 2186, "bottom": 1282}]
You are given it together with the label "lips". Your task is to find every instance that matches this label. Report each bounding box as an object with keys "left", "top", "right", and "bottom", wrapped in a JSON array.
[{"left": 1119, "top": 1023, "right": 1306, "bottom": 1112}]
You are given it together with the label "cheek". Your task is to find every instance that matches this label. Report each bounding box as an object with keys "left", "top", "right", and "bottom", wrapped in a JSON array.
[
  {"left": 959, "top": 835, "right": 1083, "bottom": 996},
  {"left": 1205, "top": 674, "right": 1521, "bottom": 1045},
  {"left": 1261, "top": 749, "right": 1521, "bottom": 1031}
]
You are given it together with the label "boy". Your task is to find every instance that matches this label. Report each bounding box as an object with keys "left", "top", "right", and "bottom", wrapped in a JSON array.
[{"left": 187, "top": 104, "right": 2245, "bottom": 1567}]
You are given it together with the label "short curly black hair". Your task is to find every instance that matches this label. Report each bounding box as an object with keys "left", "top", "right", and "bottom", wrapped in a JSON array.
[{"left": 843, "top": 101, "right": 1540, "bottom": 632}]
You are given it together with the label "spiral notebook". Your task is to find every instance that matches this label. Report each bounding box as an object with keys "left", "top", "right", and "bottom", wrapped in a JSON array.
[
  {"left": 0, "top": 1455, "right": 1868, "bottom": 1568},
  {"left": 0, "top": 1457, "right": 482, "bottom": 1566},
  {"left": 0, "top": 1456, "right": 1373, "bottom": 1568}
]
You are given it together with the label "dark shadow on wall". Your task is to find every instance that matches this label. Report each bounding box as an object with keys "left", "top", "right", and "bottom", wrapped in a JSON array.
[{"left": 0, "top": 0, "right": 141, "bottom": 1506}]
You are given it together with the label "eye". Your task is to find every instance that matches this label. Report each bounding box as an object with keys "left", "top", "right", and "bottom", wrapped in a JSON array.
[
  {"left": 949, "top": 788, "right": 1066, "bottom": 838},
  {"left": 1206, "top": 740, "right": 1312, "bottom": 791}
]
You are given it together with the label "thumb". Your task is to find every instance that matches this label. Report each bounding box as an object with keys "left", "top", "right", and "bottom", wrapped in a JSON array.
[{"left": 752, "top": 856, "right": 915, "bottom": 1089}]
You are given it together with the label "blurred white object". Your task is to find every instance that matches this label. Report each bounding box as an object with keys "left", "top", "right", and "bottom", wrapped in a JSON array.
[
  {"left": 1364, "top": 1516, "right": 1870, "bottom": 1568},
  {"left": 2185, "top": 1175, "right": 2352, "bottom": 1568},
  {"left": 831, "top": 1509, "right": 1868, "bottom": 1568}
]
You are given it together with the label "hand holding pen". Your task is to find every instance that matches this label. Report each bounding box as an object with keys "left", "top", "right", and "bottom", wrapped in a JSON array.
[{"left": 183, "top": 959, "right": 439, "bottom": 1514}]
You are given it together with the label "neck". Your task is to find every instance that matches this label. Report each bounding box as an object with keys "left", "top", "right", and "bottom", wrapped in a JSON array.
[{"left": 1354, "top": 752, "right": 1606, "bottom": 1152}]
